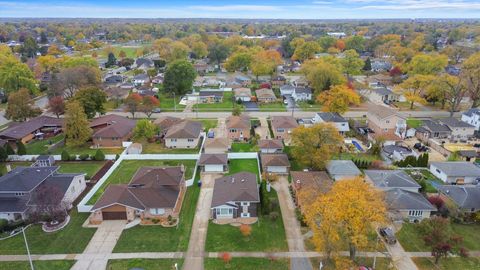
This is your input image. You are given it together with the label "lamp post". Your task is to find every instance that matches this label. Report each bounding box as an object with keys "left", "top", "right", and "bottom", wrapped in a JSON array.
[{"left": 22, "top": 227, "right": 34, "bottom": 270}]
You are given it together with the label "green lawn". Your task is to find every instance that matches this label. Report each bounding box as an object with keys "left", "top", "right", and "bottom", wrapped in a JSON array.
[
  {"left": 25, "top": 134, "right": 123, "bottom": 155},
  {"left": 228, "top": 159, "right": 259, "bottom": 177},
  {"left": 413, "top": 257, "right": 480, "bottom": 270},
  {"left": 231, "top": 142, "right": 257, "bottom": 152},
  {"left": 407, "top": 118, "right": 423, "bottom": 128},
  {"left": 157, "top": 92, "right": 186, "bottom": 112},
  {"left": 298, "top": 102, "right": 322, "bottom": 111},
  {"left": 397, "top": 222, "right": 480, "bottom": 252},
  {"left": 204, "top": 258, "right": 289, "bottom": 270},
  {"left": 137, "top": 139, "right": 201, "bottom": 154},
  {"left": 112, "top": 171, "right": 200, "bottom": 252},
  {"left": 107, "top": 259, "right": 183, "bottom": 270},
  {"left": 310, "top": 257, "right": 394, "bottom": 270},
  {"left": 0, "top": 260, "right": 74, "bottom": 270},
  {"left": 26, "top": 134, "right": 65, "bottom": 154},
  {"left": 259, "top": 102, "right": 287, "bottom": 112},
  {"left": 205, "top": 188, "right": 288, "bottom": 252},
  {"left": 87, "top": 160, "right": 197, "bottom": 204},
  {"left": 57, "top": 161, "right": 105, "bottom": 179},
  {"left": 0, "top": 210, "right": 95, "bottom": 255},
  {"left": 195, "top": 92, "right": 244, "bottom": 111},
  {"left": 335, "top": 152, "right": 381, "bottom": 162},
  {"left": 404, "top": 169, "right": 443, "bottom": 193},
  {"left": 197, "top": 119, "right": 218, "bottom": 131},
  {"left": 283, "top": 146, "right": 303, "bottom": 171},
  {"left": 51, "top": 144, "right": 123, "bottom": 155}
]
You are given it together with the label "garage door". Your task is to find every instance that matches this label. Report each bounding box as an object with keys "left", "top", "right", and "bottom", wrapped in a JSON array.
[
  {"left": 102, "top": 211, "right": 127, "bottom": 220},
  {"left": 205, "top": 164, "right": 224, "bottom": 172},
  {"left": 268, "top": 166, "right": 287, "bottom": 173}
]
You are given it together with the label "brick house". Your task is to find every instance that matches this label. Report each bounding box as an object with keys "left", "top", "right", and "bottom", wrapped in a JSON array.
[{"left": 90, "top": 115, "right": 136, "bottom": 148}]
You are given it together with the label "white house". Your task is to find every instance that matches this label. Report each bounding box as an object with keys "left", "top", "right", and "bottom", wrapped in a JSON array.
[
  {"left": 430, "top": 162, "right": 480, "bottom": 184},
  {"left": 164, "top": 121, "right": 202, "bottom": 149},
  {"left": 291, "top": 87, "right": 312, "bottom": 102},
  {"left": 313, "top": 112, "right": 349, "bottom": 134},
  {"left": 199, "top": 153, "right": 228, "bottom": 172},
  {"left": 364, "top": 170, "right": 421, "bottom": 193},
  {"left": 132, "top": 73, "right": 149, "bottom": 86},
  {"left": 461, "top": 108, "right": 480, "bottom": 131},
  {"left": 280, "top": 84, "right": 295, "bottom": 97}
]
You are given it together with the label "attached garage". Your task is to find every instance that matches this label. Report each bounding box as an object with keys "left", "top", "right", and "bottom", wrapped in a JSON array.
[
  {"left": 102, "top": 211, "right": 127, "bottom": 220},
  {"left": 267, "top": 166, "right": 288, "bottom": 173},
  {"left": 205, "top": 164, "right": 225, "bottom": 172},
  {"left": 199, "top": 153, "right": 228, "bottom": 173}
]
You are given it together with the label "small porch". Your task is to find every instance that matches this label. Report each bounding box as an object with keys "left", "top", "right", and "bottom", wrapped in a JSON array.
[{"left": 213, "top": 217, "right": 258, "bottom": 226}]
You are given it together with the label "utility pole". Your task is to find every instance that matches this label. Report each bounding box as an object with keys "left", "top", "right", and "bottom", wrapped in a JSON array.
[
  {"left": 173, "top": 92, "right": 176, "bottom": 112},
  {"left": 291, "top": 98, "right": 295, "bottom": 117},
  {"left": 22, "top": 227, "right": 34, "bottom": 270}
]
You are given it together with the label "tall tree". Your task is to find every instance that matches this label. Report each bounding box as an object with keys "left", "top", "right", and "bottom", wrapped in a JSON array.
[
  {"left": 74, "top": 87, "right": 107, "bottom": 119},
  {"left": 408, "top": 54, "right": 448, "bottom": 75},
  {"left": 163, "top": 60, "right": 197, "bottom": 96},
  {"left": 292, "top": 41, "right": 321, "bottom": 62},
  {"left": 429, "top": 74, "right": 467, "bottom": 116},
  {"left": 141, "top": 96, "right": 160, "bottom": 118},
  {"left": 290, "top": 123, "right": 343, "bottom": 170},
  {"left": 317, "top": 85, "right": 361, "bottom": 114},
  {"left": 345, "top": 35, "right": 365, "bottom": 53},
  {"left": 341, "top": 49, "right": 364, "bottom": 76},
  {"left": 302, "top": 59, "right": 345, "bottom": 94},
  {"left": 49, "top": 65, "right": 100, "bottom": 98},
  {"left": 5, "top": 88, "right": 41, "bottom": 121},
  {"left": 64, "top": 101, "right": 92, "bottom": 147},
  {"left": 461, "top": 52, "right": 480, "bottom": 108},
  {"left": 225, "top": 52, "right": 253, "bottom": 72},
  {"left": 105, "top": 52, "right": 117, "bottom": 68},
  {"left": 398, "top": 74, "right": 434, "bottom": 109},
  {"left": 124, "top": 93, "right": 142, "bottom": 118},
  {"left": 21, "top": 36, "right": 38, "bottom": 58},
  {"left": 208, "top": 43, "right": 230, "bottom": 66},
  {"left": 0, "top": 55, "right": 37, "bottom": 94},
  {"left": 133, "top": 119, "right": 158, "bottom": 141},
  {"left": 47, "top": 96, "right": 65, "bottom": 118}
]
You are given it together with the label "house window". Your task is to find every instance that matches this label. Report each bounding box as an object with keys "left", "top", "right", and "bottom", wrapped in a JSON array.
[
  {"left": 230, "top": 129, "right": 236, "bottom": 133},
  {"left": 216, "top": 208, "right": 233, "bottom": 216},
  {"left": 150, "top": 208, "right": 165, "bottom": 215},
  {"left": 277, "top": 128, "right": 285, "bottom": 133},
  {"left": 188, "top": 139, "right": 194, "bottom": 142},
  {"left": 241, "top": 202, "right": 250, "bottom": 206},
  {"left": 386, "top": 120, "right": 390, "bottom": 124},
  {"left": 171, "top": 139, "right": 177, "bottom": 142},
  {"left": 408, "top": 210, "right": 423, "bottom": 217}
]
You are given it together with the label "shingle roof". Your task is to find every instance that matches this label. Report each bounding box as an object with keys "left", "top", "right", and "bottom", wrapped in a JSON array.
[
  {"left": 226, "top": 115, "right": 251, "bottom": 129},
  {"left": 204, "top": 138, "right": 229, "bottom": 152},
  {"left": 255, "top": 88, "right": 276, "bottom": 99},
  {"left": 365, "top": 170, "right": 421, "bottom": 189},
  {"left": 290, "top": 171, "right": 333, "bottom": 194},
  {"left": 430, "top": 162, "right": 480, "bottom": 177},
  {"left": 294, "top": 87, "right": 312, "bottom": 95},
  {"left": 463, "top": 108, "right": 480, "bottom": 117},
  {"left": 316, "top": 112, "right": 347, "bottom": 123},
  {"left": 437, "top": 185, "right": 480, "bottom": 209},
  {"left": 199, "top": 91, "right": 223, "bottom": 97},
  {"left": 198, "top": 153, "right": 228, "bottom": 165},
  {"left": 0, "top": 166, "right": 58, "bottom": 192},
  {"left": 211, "top": 172, "right": 259, "bottom": 208},
  {"left": 326, "top": 160, "right": 361, "bottom": 176},
  {"left": 0, "top": 116, "right": 63, "bottom": 140},
  {"left": 439, "top": 117, "right": 475, "bottom": 128},
  {"left": 420, "top": 120, "right": 452, "bottom": 133},
  {"left": 154, "top": 116, "right": 183, "bottom": 132},
  {"left": 91, "top": 115, "right": 136, "bottom": 138},
  {"left": 258, "top": 139, "right": 284, "bottom": 149},
  {"left": 385, "top": 188, "right": 436, "bottom": 211},
  {"left": 367, "top": 103, "right": 405, "bottom": 120},
  {"left": 165, "top": 120, "right": 202, "bottom": 139},
  {"left": 234, "top": 88, "right": 252, "bottom": 97},
  {"left": 261, "top": 153, "right": 291, "bottom": 167},
  {"left": 271, "top": 116, "right": 298, "bottom": 129}
]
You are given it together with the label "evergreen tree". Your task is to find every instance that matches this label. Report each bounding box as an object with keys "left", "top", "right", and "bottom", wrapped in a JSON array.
[
  {"left": 0, "top": 147, "right": 7, "bottom": 161},
  {"left": 94, "top": 149, "right": 105, "bottom": 161},
  {"left": 363, "top": 57, "right": 372, "bottom": 71},
  {"left": 105, "top": 52, "right": 117, "bottom": 68},
  {"left": 5, "top": 144, "right": 14, "bottom": 155},
  {"left": 16, "top": 141, "right": 26, "bottom": 155},
  {"left": 61, "top": 150, "right": 70, "bottom": 161}
]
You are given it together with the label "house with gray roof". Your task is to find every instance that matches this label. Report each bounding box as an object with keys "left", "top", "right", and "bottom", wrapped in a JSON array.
[
  {"left": 326, "top": 160, "right": 362, "bottom": 181},
  {"left": 258, "top": 139, "right": 284, "bottom": 153},
  {"left": 437, "top": 185, "right": 480, "bottom": 213},
  {"left": 461, "top": 108, "right": 480, "bottom": 131},
  {"left": 165, "top": 120, "right": 202, "bottom": 149},
  {"left": 0, "top": 166, "right": 85, "bottom": 222},
  {"left": 430, "top": 162, "right": 480, "bottom": 184},
  {"left": 133, "top": 73, "right": 150, "bottom": 86},
  {"left": 211, "top": 172, "right": 260, "bottom": 222},
  {"left": 280, "top": 84, "right": 295, "bottom": 97},
  {"left": 369, "top": 87, "right": 400, "bottom": 103},
  {"left": 438, "top": 117, "right": 475, "bottom": 140},
  {"left": 291, "top": 87, "right": 312, "bottom": 101},
  {"left": 415, "top": 119, "right": 452, "bottom": 141},
  {"left": 364, "top": 170, "right": 421, "bottom": 193},
  {"left": 313, "top": 112, "right": 349, "bottom": 134},
  {"left": 261, "top": 153, "right": 291, "bottom": 174},
  {"left": 198, "top": 153, "right": 228, "bottom": 172},
  {"left": 385, "top": 188, "right": 435, "bottom": 222}
]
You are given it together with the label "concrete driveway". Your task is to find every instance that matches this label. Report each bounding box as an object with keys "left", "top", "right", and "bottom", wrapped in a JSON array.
[
  {"left": 213, "top": 118, "right": 226, "bottom": 138},
  {"left": 243, "top": 101, "right": 259, "bottom": 112},
  {"left": 255, "top": 117, "right": 271, "bottom": 140}
]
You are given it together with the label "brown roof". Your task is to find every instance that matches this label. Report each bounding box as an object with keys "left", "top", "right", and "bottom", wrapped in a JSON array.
[
  {"left": 271, "top": 116, "right": 298, "bottom": 129},
  {"left": 258, "top": 139, "right": 284, "bottom": 149},
  {"left": 164, "top": 120, "right": 202, "bottom": 139},
  {"left": 290, "top": 171, "right": 333, "bottom": 194},
  {"left": 261, "top": 153, "right": 291, "bottom": 167},
  {"left": 198, "top": 153, "right": 228, "bottom": 165},
  {"left": 91, "top": 166, "right": 184, "bottom": 211},
  {"left": 226, "top": 115, "right": 251, "bottom": 129},
  {"left": 0, "top": 116, "right": 63, "bottom": 140},
  {"left": 204, "top": 138, "right": 230, "bottom": 152},
  {"left": 211, "top": 172, "right": 260, "bottom": 208},
  {"left": 91, "top": 115, "right": 136, "bottom": 138},
  {"left": 234, "top": 88, "right": 252, "bottom": 97},
  {"left": 255, "top": 88, "right": 276, "bottom": 99},
  {"left": 153, "top": 116, "right": 183, "bottom": 133},
  {"left": 367, "top": 104, "right": 405, "bottom": 120}
]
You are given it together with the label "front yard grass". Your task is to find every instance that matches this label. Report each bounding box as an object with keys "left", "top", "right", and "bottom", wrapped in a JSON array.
[
  {"left": 259, "top": 102, "right": 287, "bottom": 112},
  {"left": 51, "top": 144, "right": 123, "bottom": 155},
  {"left": 197, "top": 119, "right": 218, "bottom": 131},
  {"left": 112, "top": 171, "right": 200, "bottom": 252},
  {"left": 231, "top": 142, "right": 257, "bottom": 152},
  {"left": 195, "top": 92, "right": 245, "bottom": 111},
  {"left": 87, "top": 159, "right": 197, "bottom": 204},
  {"left": 107, "top": 259, "right": 183, "bottom": 270},
  {"left": 0, "top": 260, "right": 74, "bottom": 270},
  {"left": 407, "top": 118, "right": 423, "bottom": 128},
  {"left": 204, "top": 258, "right": 290, "bottom": 270},
  {"left": 0, "top": 210, "right": 96, "bottom": 255},
  {"left": 396, "top": 222, "right": 480, "bottom": 252},
  {"left": 298, "top": 102, "right": 322, "bottom": 111},
  {"left": 205, "top": 187, "right": 288, "bottom": 252},
  {"left": 413, "top": 257, "right": 480, "bottom": 270},
  {"left": 228, "top": 159, "right": 259, "bottom": 176},
  {"left": 136, "top": 139, "right": 201, "bottom": 154},
  {"left": 57, "top": 161, "right": 106, "bottom": 179},
  {"left": 310, "top": 257, "right": 394, "bottom": 270},
  {"left": 157, "top": 92, "right": 185, "bottom": 112}
]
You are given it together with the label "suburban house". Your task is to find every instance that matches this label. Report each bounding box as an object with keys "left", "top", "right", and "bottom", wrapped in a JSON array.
[
  {"left": 291, "top": 87, "right": 312, "bottom": 101},
  {"left": 154, "top": 116, "right": 183, "bottom": 138},
  {"left": 133, "top": 73, "right": 150, "bottom": 86},
  {"left": 326, "top": 160, "right": 361, "bottom": 181},
  {"left": 90, "top": 166, "right": 186, "bottom": 224},
  {"left": 164, "top": 120, "right": 202, "bottom": 149},
  {"left": 204, "top": 138, "right": 230, "bottom": 154},
  {"left": 429, "top": 162, "right": 480, "bottom": 184},
  {"left": 235, "top": 75, "right": 251, "bottom": 86},
  {"left": 234, "top": 88, "right": 252, "bottom": 102},
  {"left": 260, "top": 153, "right": 291, "bottom": 174},
  {"left": 313, "top": 112, "right": 350, "bottom": 134},
  {"left": 367, "top": 104, "right": 407, "bottom": 143},
  {"left": 364, "top": 170, "right": 421, "bottom": 193},
  {"left": 369, "top": 88, "right": 400, "bottom": 103},
  {"left": 198, "top": 90, "right": 223, "bottom": 104},
  {"left": 382, "top": 145, "right": 417, "bottom": 161},
  {"left": 90, "top": 115, "right": 136, "bottom": 148},
  {"left": 271, "top": 75, "right": 286, "bottom": 87},
  {"left": 211, "top": 172, "right": 260, "bottom": 222},
  {"left": 104, "top": 75, "right": 124, "bottom": 85},
  {"left": 255, "top": 88, "right": 277, "bottom": 103},
  {"left": 280, "top": 84, "right": 295, "bottom": 97},
  {"left": 0, "top": 116, "right": 63, "bottom": 144},
  {"left": 385, "top": 188, "right": 435, "bottom": 222},
  {"left": 271, "top": 116, "right": 298, "bottom": 140},
  {"left": 152, "top": 74, "right": 164, "bottom": 84},
  {"left": 437, "top": 185, "right": 480, "bottom": 213},
  {"left": 371, "top": 59, "right": 392, "bottom": 72},
  {"left": 415, "top": 120, "right": 452, "bottom": 141},
  {"left": 367, "top": 74, "right": 393, "bottom": 87},
  {"left": 438, "top": 117, "right": 475, "bottom": 140},
  {"left": 461, "top": 108, "right": 480, "bottom": 131},
  {"left": 134, "top": 58, "right": 154, "bottom": 71},
  {"left": 290, "top": 171, "right": 333, "bottom": 210},
  {"left": 226, "top": 115, "right": 251, "bottom": 141},
  {"left": 258, "top": 139, "right": 284, "bottom": 153},
  {"left": 198, "top": 153, "right": 228, "bottom": 173},
  {"left": 0, "top": 166, "right": 86, "bottom": 222}
]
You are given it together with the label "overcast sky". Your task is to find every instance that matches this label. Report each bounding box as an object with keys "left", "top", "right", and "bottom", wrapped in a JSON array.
[{"left": 1, "top": 0, "right": 479, "bottom": 19}]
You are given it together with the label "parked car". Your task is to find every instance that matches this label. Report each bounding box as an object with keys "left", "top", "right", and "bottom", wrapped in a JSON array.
[
  {"left": 379, "top": 227, "right": 397, "bottom": 245},
  {"left": 152, "top": 108, "right": 161, "bottom": 113}
]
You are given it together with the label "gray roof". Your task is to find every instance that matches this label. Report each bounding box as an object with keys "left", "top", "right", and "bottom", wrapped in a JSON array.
[
  {"left": 326, "top": 160, "right": 361, "bottom": 176},
  {"left": 0, "top": 166, "right": 58, "bottom": 192},
  {"left": 165, "top": 120, "right": 202, "bottom": 139},
  {"left": 382, "top": 145, "right": 413, "bottom": 155},
  {"left": 199, "top": 91, "right": 223, "bottom": 97},
  {"left": 198, "top": 153, "right": 228, "bottom": 165},
  {"left": 211, "top": 172, "right": 259, "bottom": 208},
  {"left": 0, "top": 197, "right": 28, "bottom": 212},
  {"left": 439, "top": 117, "right": 475, "bottom": 128},
  {"left": 373, "top": 88, "right": 396, "bottom": 96},
  {"left": 133, "top": 73, "right": 149, "bottom": 81},
  {"left": 420, "top": 120, "right": 451, "bottom": 133},
  {"left": 463, "top": 108, "right": 480, "bottom": 117},
  {"left": 365, "top": 170, "right": 421, "bottom": 189},
  {"left": 294, "top": 87, "right": 312, "bottom": 95},
  {"left": 437, "top": 185, "right": 480, "bottom": 209},
  {"left": 280, "top": 84, "right": 295, "bottom": 91},
  {"left": 430, "top": 162, "right": 480, "bottom": 177},
  {"left": 316, "top": 112, "right": 347, "bottom": 123},
  {"left": 385, "top": 188, "right": 436, "bottom": 211}
]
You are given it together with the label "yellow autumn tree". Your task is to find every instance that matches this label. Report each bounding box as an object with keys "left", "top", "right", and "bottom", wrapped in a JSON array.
[
  {"left": 303, "top": 178, "right": 387, "bottom": 263},
  {"left": 317, "top": 85, "right": 360, "bottom": 114},
  {"left": 290, "top": 123, "right": 343, "bottom": 170},
  {"left": 397, "top": 74, "right": 434, "bottom": 109}
]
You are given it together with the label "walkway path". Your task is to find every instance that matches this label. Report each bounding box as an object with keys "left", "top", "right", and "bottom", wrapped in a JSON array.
[
  {"left": 272, "top": 176, "right": 313, "bottom": 270},
  {"left": 71, "top": 220, "right": 125, "bottom": 270},
  {"left": 255, "top": 117, "right": 271, "bottom": 140},
  {"left": 182, "top": 173, "right": 219, "bottom": 270},
  {"left": 385, "top": 225, "right": 419, "bottom": 270}
]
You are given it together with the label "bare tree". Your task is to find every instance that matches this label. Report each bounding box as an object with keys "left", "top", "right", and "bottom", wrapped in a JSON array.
[
  {"left": 49, "top": 65, "right": 101, "bottom": 98},
  {"left": 28, "top": 185, "right": 68, "bottom": 222}
]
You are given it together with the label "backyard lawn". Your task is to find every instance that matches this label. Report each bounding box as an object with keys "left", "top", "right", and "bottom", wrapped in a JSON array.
[
  {"left": 228, "top": 159, "right": 259, "bottom": 177},
  {"left": 57, "top": 161, "right": 105, "bottom": 179},
  {"left": 0, "top": 260, "right": 74, "bottom": 270},
  {"left": 25, "top": 134, "right": 123, "bottom": 155},
  {"left": 259, "top": 102, "right": 287, "bottom": 112},
  {"left": 413, "top": 257, "right": 480, "bottom": 270},
  {"left": 397, "top": 222, "right": 480, "bottom": 252},
  {"left": 231, "top": 142, "right": 257, "bottom": 152},
  {"left": 0, "top": 210, "right": 96, "bottom": 255},
  {"left": 87, "top": 159, "right": 197, "bottom": 204},
  {"left": 204, "top": 258, "right": 289, "bottom": 270},
  {"left": 112, "top": 171, "right": 200, "bottom": 252},
  {"left": 107, "top": 259, "right": 183, "bottom": 270},
  {"left": 26, "top": 134, "right": 65, "bottom": 154},
  {"left": 404, "top": 168, "right": 444, "bottom": 193},
  {"left": 406, "top": 118, "right": 423, "bottom": 128}
]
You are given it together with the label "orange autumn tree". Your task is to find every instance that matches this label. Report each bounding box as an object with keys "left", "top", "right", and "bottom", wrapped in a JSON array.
[
  {"left": 316, "top": 84, "right": 361, "bottom": 114},
  {"left": 303, "top": 178, "right": 386, "bottom": 264},
  {"left": 239, "top": 224, "right": 252, "bottom": 238}
]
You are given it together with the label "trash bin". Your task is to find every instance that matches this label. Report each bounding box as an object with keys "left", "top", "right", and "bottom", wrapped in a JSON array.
[{"left": 198, "top": 181, "right": 202, "bottom": 187}]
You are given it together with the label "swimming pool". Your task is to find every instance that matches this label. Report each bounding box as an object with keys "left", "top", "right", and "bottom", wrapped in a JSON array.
[{"left": 352, "top": 140, "right": 364, "bottom": 152}]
